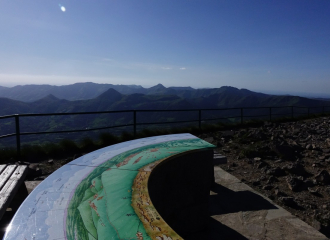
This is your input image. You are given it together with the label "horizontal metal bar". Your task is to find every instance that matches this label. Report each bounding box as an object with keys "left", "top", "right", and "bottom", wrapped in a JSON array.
[
  {"left": 0, "top": 115, "right": 16, "bottom": 120},
  {"left": 136, "top": 109, "right": 199, "bottom": 112},
  {"left": 293, "top": 106, "right": 309, "bottom": 109},
  {"left": 0, "top": 133, "right": 16, "bottom": 139},
  {"left": 3, "top": 106, "right": 330, "bottom": 118},
  {"left": 200, "top": 108, "right": 241, "bottom": 111},
  {"left": 271, "top": 113, "right": 292, "bottom": 117},
  {"left": 243, "top": 114, "right": 269, "bottom": 118},
  {"left": 136, "top": 119, "right": 198, "bottom": 126},
  {"left": 19, "top": 124, "right": 134, "bottom": 136},
  {"left": 267, "top": 106, "right": 292, "bottom": 109},
  {"left": 203, "top": 116, "right": 241, "bottom": 121},
  {"left": 18, "top": 110, "right": 134, "bottom": 117}
]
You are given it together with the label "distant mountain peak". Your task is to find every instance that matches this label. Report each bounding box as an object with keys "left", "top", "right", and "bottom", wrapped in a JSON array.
[
  {"left": 150, "top": 83, "right": 166, "bottom": 89},
  {"left": 46, "top": 94, "right": 59, "bottom": 99},
  {"left": 30, "top": 94, "right": 60, "bottom": 104},
  {"left": 96, "top": 88, "right": 122, "bottom": 100},
  {"left": 41, "top": 94, "right": 60, "bottom": 101}
]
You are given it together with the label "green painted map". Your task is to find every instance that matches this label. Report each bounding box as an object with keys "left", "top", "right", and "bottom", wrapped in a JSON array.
[{"left": 66, "top": 138, "right": 214, "bottom": 240}]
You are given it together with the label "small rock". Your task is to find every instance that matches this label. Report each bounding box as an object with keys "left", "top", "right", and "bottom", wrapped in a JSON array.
[
  {"left": 312, "top": 162, "right": 322, "bottom": 168},
  {"left": 48, "top": 159, "right": 54, "bottom": 164},
  {"left": 286, "top": 177, "right": 303, "bottom": 191},
  {"left": 303, "top": 179, "right": 315, "bottom": 188},
  {"left": 267, "top": 176, "right": 278, "bottom": 184},
  {"left": 274, "top": 189, "right": 286, "bottom": 196},
  {"left": 308, "top": 204, "right": 318, "bottom": 209},
  {"left": 230, "top": 162, "right": 237, "bottom": 167},
  {"left": 254, "top": 157, "right": 262, "bottom": 161},
  {"left": 308, "top": 187, "right": 319, "bottom": 195},
  {"left": 283, "top": 162, "right": 306, "bottom": 176},
  {"left": 266, "top": 167, "right": 286, "bottom": 177},
  {"left": 262, "top": 185, "right": 273, "bottom": 190},
  {"left": 272, "top": 144, "right": 297, "bottom": 160},
  {"left": 280, "top": 197, "right": 296, "bottom": 207},
  {"left": 252, "top": 181, "right": 261, "bottom": 186},
  {"left": 17, "top": 161, "right": 30, "bottom": 165},
  {"left": 318, "top": 156, "right": 326, "bottom": 161},
  {"left": 322, "top": 148, "right": 330, "bottom": 153},
  {"left": 28, "top": 164, "right": 42, "bottom": 178},
  {"left": 28, "top": 163, "right": 39, "bottom": 170},
  {"left": 257, "top": 162, "right": 267, "bottom": 169},
  {"left": 34, "top": 175, "right": 48, "bottom": 180},
  {"left": 315, "top": 170, "right": 330, "bottom": 185}
]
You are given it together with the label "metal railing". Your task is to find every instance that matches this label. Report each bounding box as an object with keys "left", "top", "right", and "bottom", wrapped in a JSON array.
[{"left": 0, "top": 105, "right": 329, "bottom": 155}]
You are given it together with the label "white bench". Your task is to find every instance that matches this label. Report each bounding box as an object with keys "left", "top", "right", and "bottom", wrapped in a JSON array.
[{"left": 0, "top": 165, "right": 28, "bottom": 220}]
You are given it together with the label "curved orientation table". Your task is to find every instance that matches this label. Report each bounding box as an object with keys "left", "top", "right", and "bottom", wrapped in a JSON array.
[{"left": 3, "top": 133, "right": 215, "bottom": 240}]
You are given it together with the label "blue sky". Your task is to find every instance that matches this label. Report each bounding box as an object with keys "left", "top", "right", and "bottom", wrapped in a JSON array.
[{"left": 1, "top": 0, "right": 330, "bottom": 96}]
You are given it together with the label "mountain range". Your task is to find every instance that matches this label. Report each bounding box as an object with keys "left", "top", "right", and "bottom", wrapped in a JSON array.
[
  {"left": 0, "top": 82, "right": 192, "bottom": 102},
  {"left": 0, "top": 83, "right": 329, "bottom": 116},
  {"left": 1, "top": 82, "right": 330, "bottom": 148}
]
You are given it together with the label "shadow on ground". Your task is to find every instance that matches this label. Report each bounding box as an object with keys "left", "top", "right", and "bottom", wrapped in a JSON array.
[
  {"left": 185, "top": 217, "right": 249, "bottom": 240},
  {"left": 185, "top": 183, "right": 279, "bottom": 240},
  {"left": 209, "top": 183, "right": 278, "bottom": 215}
]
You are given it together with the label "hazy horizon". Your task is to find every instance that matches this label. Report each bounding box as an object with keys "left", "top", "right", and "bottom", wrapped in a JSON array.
[
  {"left": 1, "top": 1, "right": 330, "bottom": 95},
  {"left": 1, "top": 81, "right": 330, "bottom": 99}
]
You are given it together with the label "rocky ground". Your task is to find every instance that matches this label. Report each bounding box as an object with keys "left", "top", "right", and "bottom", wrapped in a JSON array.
[{"left": 199, "top": 116, "right": 330, "bottom": 237}]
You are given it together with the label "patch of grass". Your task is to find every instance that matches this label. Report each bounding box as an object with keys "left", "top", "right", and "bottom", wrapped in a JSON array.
[
  {"left": 43, "top": 143, "right": 65, "bottom": 159},
  {"left": 0, "top": 147, "right": 17, "bottom": 164},
  {"left": 99, "top": 133, "right": 119, "bottom": 147},
  {"left": 120, "top": 131, "right": 134, "bottom": 142},
  {"left": 59, "top": 139, "right": 80, "bottom": 155},
  {"left": 20, "top": 145, "right": 47, "bottom": 162},
  {"left": 80, "top": 137, "right": 97, "bottom": 153}
]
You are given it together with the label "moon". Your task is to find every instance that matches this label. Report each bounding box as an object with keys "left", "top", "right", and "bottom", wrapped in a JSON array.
[{"left": 61, "top": 6, "right": 66, "bottom": 12}]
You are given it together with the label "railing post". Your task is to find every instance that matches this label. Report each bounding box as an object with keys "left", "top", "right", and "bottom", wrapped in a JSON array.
[
  {"left": 15, "top": 114, "right": 21, "bottom": 157},
  {"left": 240, "top": 108, "right": 243, "bottom": 125},
  {"left": 198, "top": 110, "right": 201, "bottom": 129},
  {"left": 291, "top": 106, "right": 294, "bottom": 119},
  {"left": 133, "top": 110, "right": 136, "bottom": 137},
  {"left": 269, "top": 107, "right": 272, "bottom": 121}
]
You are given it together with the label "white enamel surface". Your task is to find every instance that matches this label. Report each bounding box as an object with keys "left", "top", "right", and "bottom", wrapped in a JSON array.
[{"left": 3, "top": 133, "right": 197, "bottom": 240}]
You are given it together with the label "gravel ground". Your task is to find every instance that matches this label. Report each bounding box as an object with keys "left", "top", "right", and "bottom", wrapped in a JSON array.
[{"left": 199, "top": 117, "right": 330, "bottom": 238}]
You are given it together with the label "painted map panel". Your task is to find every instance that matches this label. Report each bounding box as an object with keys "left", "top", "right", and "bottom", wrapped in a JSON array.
[{"left": 3, "top": 133, "right": 214, "bottom": 240}]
